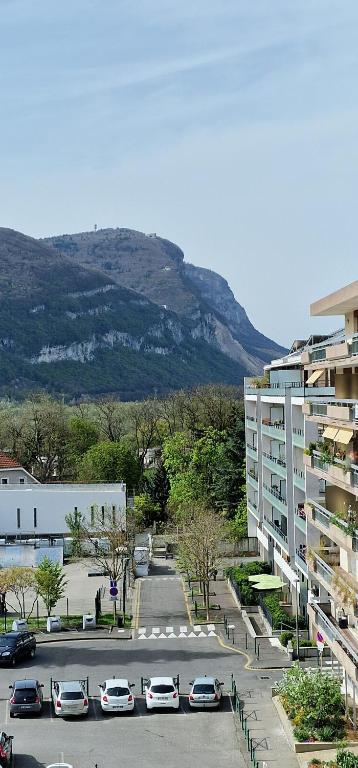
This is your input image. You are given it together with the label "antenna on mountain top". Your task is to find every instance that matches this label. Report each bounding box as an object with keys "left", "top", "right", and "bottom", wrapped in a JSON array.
[{"left": 94, "top": 224, "right": 97, "bottom": 232}]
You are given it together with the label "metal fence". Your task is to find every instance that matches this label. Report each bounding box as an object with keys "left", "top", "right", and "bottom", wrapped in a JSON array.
[{"left": 231, "top": 675, "right": 261, "bottom": 768}]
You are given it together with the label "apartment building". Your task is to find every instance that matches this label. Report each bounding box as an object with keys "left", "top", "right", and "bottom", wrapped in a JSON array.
[
  {"left": 302, "top": 281, "right": 358, "bottom": 722},
  {"left": 245, "top": 280, "right": 358, "bottom": 724},
  {"left": 245, "top": 343, "right": 314, "bottom": 617}
]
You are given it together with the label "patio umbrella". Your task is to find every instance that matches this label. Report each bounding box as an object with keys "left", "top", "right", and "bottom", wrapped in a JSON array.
[{"left": 248, "top": 574, "right": 285, "bottom": 590}]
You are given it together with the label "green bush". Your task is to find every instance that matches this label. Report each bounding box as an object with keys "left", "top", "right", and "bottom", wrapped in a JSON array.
[
  {"left": 337, "top": 750, "right": 358, "bottom": 768},
  {"left": 279, "top": 630, "right": 294, "bottom": 647},
  {"left": 226, "top": 561, "right": 271, "bottom": 605},
  {"left": 292, "top": 638, "right": 316, "bottom": 648},
  {"left": 262, "top": 593, "right": 306, "bottom": 630},
  {"left": 278, "top": 664, "right": 345, "bottom": 743}
]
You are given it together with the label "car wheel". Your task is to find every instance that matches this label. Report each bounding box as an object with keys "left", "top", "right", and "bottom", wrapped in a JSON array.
[
  {"left": 9, "top": 712, "right": 14, "bottom": 719},
  {"left": 29, "top": 648, "right": 36, "bottom": 659}
]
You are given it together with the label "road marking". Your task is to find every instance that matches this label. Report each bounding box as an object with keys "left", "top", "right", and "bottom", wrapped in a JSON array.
[
  {"left": 193, "top": 625, "right": 201, "bottom": 631},
  {"left": 4, "top": 701, "right": 8, "bottom": 725},
  {"left": 165, "top": 626, "right": 174, "bottom": 633},
  {"left": 138, "top": 634, "right": 147, "bottom": 640},
  {"left": 148, "top": 633, "right": 158, "bottom": 639},
  {"left": 168, "top": 633, "right": 176, "bottom": 638},
  {"left": 198, "top": 631, "right": 207, "bottom": 637},
  {"left": 179, "top": 625, "right": 188, "bottom": 633},
  {"left": 158, "top": 633, "right": 167, "bottom": 638},
  {"left": 207, "top": 624, "right": 216, "bottom": 631},
  {"left": 138, "top": 627, "right": 146, "bottom": 634},
  {"left": 188, "top": 631, "right": 198, "bottom": 637},
  {"left": 152, "top": 627, "right": 160, "bottom": 634},
  {"left": 208, "top": 631, "right": 217, "bottom": 637}
]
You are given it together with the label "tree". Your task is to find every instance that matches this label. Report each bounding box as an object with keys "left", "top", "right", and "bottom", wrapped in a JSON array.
[
  {"left": 128, "top": 399, "right": 161, "bottom": 473},
  {"left": 177, "top": 504, "right": 226, "bottom": 620},
  {"left": 81, "top": 504, "right": 128, "bottom": 621},
  {"left": 133, "top": 493, "right": 161, "bottom": 529},
  {"left": 34, "top": 557, "right": 67, "bottom": 617},
  {"left": 65, "top": 508, "right": 86, "bottom": 558},
  {"left": 94, "top": 398, "right": 124, "bottom": 442},
  {"left": 143, "top": 460, "right": 170, "bottom": 517},
  {"left": 228, "top": 497, "right": 248, "bottom": 541},
  {"left": 77, "top": 441, "right": 141, "bottom": 489},
  {"left": 0, "top": 567, "right": 37, "bottom": 619},
  {"left": 67, "top": 416, "right": 99, "bottom": 461}
]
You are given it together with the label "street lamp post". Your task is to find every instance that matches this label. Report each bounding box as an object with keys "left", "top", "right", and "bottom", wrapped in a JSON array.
[{"left": 293, "top": 574, "right": 300, "bottom": 665}]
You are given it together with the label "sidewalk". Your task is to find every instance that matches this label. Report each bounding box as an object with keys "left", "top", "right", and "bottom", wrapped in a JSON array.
[{"left": 213, "top": 577, "right": 300, "bottom": 768}]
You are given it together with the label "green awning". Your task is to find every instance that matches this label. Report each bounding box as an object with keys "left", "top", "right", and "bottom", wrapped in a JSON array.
[{"left": 248, "top": 574, "right": 285, "bottom": 590}]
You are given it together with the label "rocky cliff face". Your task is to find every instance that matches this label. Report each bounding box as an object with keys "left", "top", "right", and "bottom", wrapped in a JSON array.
[{"left": 46, "top": 228, "right": 286, "bottom": 373}]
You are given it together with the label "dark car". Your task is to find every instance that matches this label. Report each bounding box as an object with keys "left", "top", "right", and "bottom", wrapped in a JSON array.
[
  {"left": 0, "top": 632, "right": 36, "bottom": 667},
  {"left": 0, "top": 732, "right": 13, "bottom": 768},
  {"left": 9, "top": 679, "right": 44, "bottom": 717}
]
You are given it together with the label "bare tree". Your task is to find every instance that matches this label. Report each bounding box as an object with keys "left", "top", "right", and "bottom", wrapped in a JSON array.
[
  {"left": 81, "top": 503, "right": 129, "bottom": 621},
  {"left": 0, "top": 567, "right": 37, "bottom": 619},
  {"left": 177, "top": 504, "right": 226, "bottom": 620},
  {"left": 128, "top": 399, "right": 161, "bottom": 472},
  {"left": 94, "top": 398, "right": 124, "bottom": 442}
]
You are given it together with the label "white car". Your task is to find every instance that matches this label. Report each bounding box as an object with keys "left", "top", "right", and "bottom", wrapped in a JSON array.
[
  {"left": 144, "top": 676, "right": 179, "bottom": 711},
  {"left": 188, "top": 677, "right": 223, "bottom": 708},
  {"left": 52, "top": 680, "right": 89, "bottom": 717},
  {"left": 99, "top": 678, "right": 135, "bottom": 713}
]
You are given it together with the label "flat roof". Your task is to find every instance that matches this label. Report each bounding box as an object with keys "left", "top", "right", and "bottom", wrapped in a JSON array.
[{"left": 311, "top": 280, "right": 358, "bottom": 317}]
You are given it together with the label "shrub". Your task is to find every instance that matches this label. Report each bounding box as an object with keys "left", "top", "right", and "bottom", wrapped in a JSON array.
[
  {"left": 280, "top": 630, "right": 294, "bottom": 647},
  {"left": 293, "top": 725, "right": 311, "bottom": 742},
  {"left": 277, "top": 664, "right": 345, "bottom": 743},
  {"left": 226, "top": 561, "right": 271, "bottom": 605},
  {"left": 337, "top": 750, "right": 358, "bottom": 768},
  {"left": 262, "top": 593, "right": 306, "bottom": 630}
]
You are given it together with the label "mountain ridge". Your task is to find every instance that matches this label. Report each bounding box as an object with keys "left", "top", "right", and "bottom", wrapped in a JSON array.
[{"left": 0, "top": 226, "right": 286, "bottom": 400}]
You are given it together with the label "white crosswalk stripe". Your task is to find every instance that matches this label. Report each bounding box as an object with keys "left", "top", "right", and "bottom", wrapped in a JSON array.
[{"left": 136, "top": 625, "right": 217, "bottom": 640}]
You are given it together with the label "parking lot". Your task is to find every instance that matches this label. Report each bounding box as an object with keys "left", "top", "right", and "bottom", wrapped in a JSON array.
[{"left": 0, "top": 638, "right": 243, "bottom": 768}]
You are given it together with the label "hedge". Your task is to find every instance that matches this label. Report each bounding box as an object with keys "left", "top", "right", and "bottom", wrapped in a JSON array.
[
  {"left": 262, "top": 593, "right": 306, "bottom": 630},
  {"left": 226, "top": 561, "right": 271, "bottom": 605}
]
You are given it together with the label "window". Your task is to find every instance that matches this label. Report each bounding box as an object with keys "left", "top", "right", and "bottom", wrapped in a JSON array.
[
  {"left": 19, "top": 478, "right": 25, "bottom": 484},
  {"left": 1, "top": 479, "right": 8, "bottom": 485},
  {"left": 16, "top": 508, "right": 21, "bottom": 529},
  {"left": 33, "top": 508, "right": 37, "bottom": 528}
]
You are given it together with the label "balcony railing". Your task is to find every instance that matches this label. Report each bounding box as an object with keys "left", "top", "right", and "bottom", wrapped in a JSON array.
[
  {"left": 263, "top": 482, "right": 287, "bottom": 505},
  {"left": 296, "top": 546, "right": 306, "bottom": 564},
  {"left": 311, "top": 451, "right": 358, "bottom": 488},
  {"left": 309, "top": 498, "right": 358, "bottom": 551},
  {"left": 263, "top": 515, "right": 288, "bottom": 544},
  {"left": 262, "top": 451, "right": 286, "bottom": 468},
  {"left": 309, "top": 602, "right": 358, "bottom": 667}
]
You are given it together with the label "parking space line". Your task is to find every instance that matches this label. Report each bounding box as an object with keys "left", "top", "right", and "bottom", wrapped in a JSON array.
[
  {"left": 4, "top": 701, "right": 8, "bottom": 726},
  {"left": 91, "top": 698, "right": 99, "bottom": 720}
]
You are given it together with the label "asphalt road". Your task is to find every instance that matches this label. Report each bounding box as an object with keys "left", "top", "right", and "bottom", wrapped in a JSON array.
[{"left": 0, "top": 560, "right": 278, "bottom": 768}]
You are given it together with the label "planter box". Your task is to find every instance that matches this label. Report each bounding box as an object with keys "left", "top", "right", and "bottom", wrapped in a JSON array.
[
  {"left": 272, "top": 696, "right": 356, "bottom": 754},
  {"left": 303, "top": 454, "right": 313, "bottom": 467}
]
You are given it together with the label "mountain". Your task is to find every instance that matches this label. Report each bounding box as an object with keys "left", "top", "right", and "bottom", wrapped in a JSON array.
[
  {"left": 45, "top": 228, "right": 285, "bottom": 370},
  {"left": 0, "top": 227, "right": 286, "bottom": 400}
]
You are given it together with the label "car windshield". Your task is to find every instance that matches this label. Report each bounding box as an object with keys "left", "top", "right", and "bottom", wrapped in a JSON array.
[
  {"left": 151, "top": 684, "right": 174, "bottom": 694},
  {"left": 13, "top": 689, "right": 37, "bottom": 703},
  {"left": 193, "top": 684, "right": 215, "bottom": 694},
  {"left": 60, "top": 691, "right": 84, "bottom": 700},
  {"left": 0, "top": 636, "right": 16, "bottom": 647},
  {"left": 106, "top": 687, "right": 129, "bottom": 697}
]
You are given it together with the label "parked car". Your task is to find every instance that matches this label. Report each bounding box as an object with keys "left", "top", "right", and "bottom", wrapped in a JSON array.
[
  {"left": 144, "top": 677, "right": 179, "bottom": 711},
  {"left": 0, "top": 632, "right": 36, "bottom": 667},
  {"left": 99, "top": 678, "right": 135, "bottom": 713},
  {"left": 51, "top": 680, "right": 89, "bottom": 717},
  {"left": 9, "top": 679, "right": 44, "bottom": 718},
  {"left": 188, "top": 677, "right": 223, "bottom": 708},
  {"left": 0, "top": 733, "right": 13, "bottom": 768}
]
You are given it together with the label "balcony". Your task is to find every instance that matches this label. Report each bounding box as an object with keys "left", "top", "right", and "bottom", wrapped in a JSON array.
[
  {"left": 245, "top": 416, "right": 257, "bottom": 431},
  {"left": 292, "top": 427, "right": 304, "bottom": 449},
  {"left": 245, "top": 380, "right": 304, "bottom": 396},
  {"left": 295, "top": 546, "right": 308, "bottom": 576},
  {"left": 304, "top": 399, "right": 358, "bottom": 427},
  {"left": 307, "top": 499, "right": 358, "bottom": 553},
  {"left": 261, "top": 420, "right": 286, "bottom": 442},
  {"left": 263, "top": 482, "right": 287, "bottom": 515},
  {"left": 295, "top": 506, "right": 306, "bottom": 534},
  {"left": 247, "top": 499, "right": 259, "bottom": 520},
  {"left": 311, "top": 551, "right": 336, "bottom": 590},
  {"left": 246, "top": 443, "right": 258, "bottom": 461},
  {"left": 308, "top": 602, "right": 358, "bottom": 681},
  {"left": 263, "top": 514, "right": 288, "bottom": 549},
  {"left": 247, "top": 471, "right": 258, "bottom": 491},
  {"left": 262, "top": 451, "right": 287, "bottom": 479},
  {"left": 309, "top": 451, "right": 358, "bottom": 493},
  {"left": 293, "top": 467, "right": 305, "bottom": 491}
]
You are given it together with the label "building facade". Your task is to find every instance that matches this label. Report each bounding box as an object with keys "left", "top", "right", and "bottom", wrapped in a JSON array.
[
  {"left": 245, "top": 280, "right": 358, "bottom": 723},
  {"left": 0, "top": 451, "right": 127, "bottom": 538}
]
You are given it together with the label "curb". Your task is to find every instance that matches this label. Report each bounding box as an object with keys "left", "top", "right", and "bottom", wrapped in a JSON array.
[{"left": 36, "top": 632, "right": 132, "bottom": 644}]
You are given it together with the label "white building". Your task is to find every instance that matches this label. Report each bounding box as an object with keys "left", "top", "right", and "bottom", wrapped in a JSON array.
[{"left": 0, "top": 451, "right": 126, "bottom": 538}]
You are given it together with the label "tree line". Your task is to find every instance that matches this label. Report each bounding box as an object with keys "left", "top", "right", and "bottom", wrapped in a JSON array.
[{"left": 0, "top": 385, "right": 247, "bottom": 536}]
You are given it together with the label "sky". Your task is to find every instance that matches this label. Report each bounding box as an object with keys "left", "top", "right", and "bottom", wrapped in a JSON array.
[{"left": 1, "top": 0, "right": 358, "bottom": 347}]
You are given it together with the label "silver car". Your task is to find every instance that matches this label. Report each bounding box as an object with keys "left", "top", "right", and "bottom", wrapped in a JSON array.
[
  {"left": 9, "top": 679, "right": 44, "bottom": 717},
  {"left": 52, "top": 680, "right": 89, "bottom": 717},
  {"left": 188, "top": 677, "right": 223, "bottom": 708}
]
